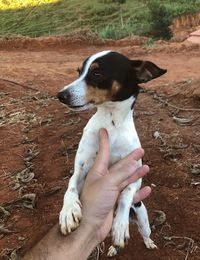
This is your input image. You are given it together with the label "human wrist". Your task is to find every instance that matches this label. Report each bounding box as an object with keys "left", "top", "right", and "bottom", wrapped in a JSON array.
[
  {"left": 79, "top": 221, "right": 100, "bottom": 245},
  {"left": 66, "top": 221, "right": 99, "bottom": 260}
]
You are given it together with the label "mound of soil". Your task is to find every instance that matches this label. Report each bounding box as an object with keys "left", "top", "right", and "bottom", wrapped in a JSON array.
[
  {"left": 1, "top": 32, "right": 200, "bottom": 53},
  {"left": 0, "top": 29, "right": 105, "bottom": 51}
]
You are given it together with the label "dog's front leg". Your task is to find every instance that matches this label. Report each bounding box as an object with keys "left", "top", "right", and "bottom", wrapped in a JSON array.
[
  {"left": 59, "top": 167, "right": 84, "bottom": 235},
  {"left": 59, "top": 130, "right": 98, "bottom": 235}
]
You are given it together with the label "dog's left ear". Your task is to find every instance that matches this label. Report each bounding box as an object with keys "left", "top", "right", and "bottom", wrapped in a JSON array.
[{"left": 131, "top": 60, "right": 167, "bottom": 84}]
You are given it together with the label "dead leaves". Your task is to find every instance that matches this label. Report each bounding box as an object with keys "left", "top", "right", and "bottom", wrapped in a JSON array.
[
  {"left": 0, "top": 206, "right": 10, "bottom": 218},
  {"left": 88, "top": 242, "right": 105, "bottom": 260},
  {"left": 193, "top": 144, "right": 200, "bottom": 153},
  {"left": 150, "top": 208, "right": 199, "bottom": 259},
  {"left": 163, "top": 236, "right": 199, "bottom": 260},
  {"left": 153, "top": 131, "right": 185, "bottom": 162},
  {"left": 2, "top": 193, "right": 37, "bottom": 210},
  {"left": 151, "top": 210, "right": 166, "bottom": 230},
  {"left": 191, "top": 180, "right": 200, "bottom": 187},
  {"left": 1, "top": 246, "right": 22, "bottom": 260},
  {"left": 0, "top": 225, "right": 15, "bottom": 235},
  {"left": 153, "top": 131, "right": 166, "bottom": 145},
  {"left": 39, "top": 114, "right": 54, "bottom": 126},
  {"left": 0, "top": 90, "right": 56, "bottom": 131},
  {"left": 16, "top": 170, "right": 35, "bottom": 184},
  {"left": 0, "top": 110, "right": 38, "bottom": 127},
  {"left": 21, "top": 193, "right": 37, "bottom": 209},
  {"left": 189, "top": 164, "right": 200, "bottom": 176},
  {"left": 173, "top": 115, "right": 195, "bottom": 126}
]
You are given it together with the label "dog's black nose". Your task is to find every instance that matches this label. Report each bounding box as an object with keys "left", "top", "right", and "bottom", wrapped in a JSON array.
[{"left": 57, "top": 91, "right": 68, "bottom": 104}]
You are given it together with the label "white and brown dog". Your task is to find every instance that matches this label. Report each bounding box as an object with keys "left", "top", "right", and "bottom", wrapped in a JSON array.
[{"left": 57, "top": 50, "right": 166, "bottom": 256}]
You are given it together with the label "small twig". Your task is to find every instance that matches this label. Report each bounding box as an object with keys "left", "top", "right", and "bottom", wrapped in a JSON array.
[
  {"left": 163, "top": 235, "right": 198, "bottom": 260},
  {"left": 0, "top": 206, "right": 10, "bottom": 217},
  {"left": 0, "top": 78, "right": 39, "bottom": 92},
  {"left": 185, "top": 238, "right": 195, "bottom": 260},
  {"left": 45, "top": 68, "right": 67, "bottom": 77},
  {"left": 41, "top": 186, "right": 61, "bottom": 197},
  {"left": 153, "top": 93, "right": 200, "bottom": 112},
  {"left": 0, "top": 183, "right": 15, "bottom": 192},
  {"left": 163, "top": 235, "right": 195, "bottom": 242},
  {"left": 0, "top": 225, "right": 15, "bottom": 235},
  {"left": 2, "top": 193, "right": 36, "bottom": 209}
]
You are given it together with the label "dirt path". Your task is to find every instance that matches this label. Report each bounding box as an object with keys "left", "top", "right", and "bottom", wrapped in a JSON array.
[
  {"left": 0, "top": 41, "right": 200, "bottom": 259},
  {"left": 1, "top": 43, "right": 200, "bottom": 94}
]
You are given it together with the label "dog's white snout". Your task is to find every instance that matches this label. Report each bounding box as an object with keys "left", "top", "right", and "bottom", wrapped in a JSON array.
[{"left": 59, "top": 79, "right": 87, "bottom": 107}]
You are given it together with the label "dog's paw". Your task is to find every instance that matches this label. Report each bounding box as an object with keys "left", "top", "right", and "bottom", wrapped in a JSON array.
[
  {"left": 107, "top": 245, "right": 119, "bottom": 257},
  {"left": 111, "top": 218, "right": 130, "bottom": 248},
  {"left": 59, "top": 198, "right": 82, "bottom": 235},
  {"left": 144, "top": 237, "right": 157, "bottom": 249}
]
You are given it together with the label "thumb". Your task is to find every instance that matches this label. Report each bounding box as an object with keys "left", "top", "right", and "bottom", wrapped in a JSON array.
[{"left": 90, "top": 128, "right": 110, "bottom": 177}]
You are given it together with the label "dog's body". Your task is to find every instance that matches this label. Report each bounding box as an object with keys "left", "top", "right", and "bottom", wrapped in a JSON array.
[{"left": 57, "top": 51, "right": 166, "bottom": 256}]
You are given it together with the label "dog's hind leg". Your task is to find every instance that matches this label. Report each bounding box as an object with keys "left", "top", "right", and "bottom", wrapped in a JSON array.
[
  {"left": 107, "top": 185, "right": 157, "bottom": 257},
  {"left": 107, "top": 183, "right": 138, "bottom": 256},
  {"left": 131, "top": 202, "right": 157, "bottom": 249}
]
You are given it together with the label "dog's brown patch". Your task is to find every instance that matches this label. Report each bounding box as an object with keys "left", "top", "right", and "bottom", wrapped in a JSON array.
[
  {"left": 85, "top": 80, "right": 121, "bottom": 105},
  {"left": 86, "top": 86, "right": 111, "bottom": 104},
  {"left": 90, "top": 62, "right": 99, "bottom": 71}
]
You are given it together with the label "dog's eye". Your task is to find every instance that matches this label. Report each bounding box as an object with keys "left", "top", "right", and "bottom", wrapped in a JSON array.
[{"left": 93, "top": 71, "right": 102, "bottom": 78}]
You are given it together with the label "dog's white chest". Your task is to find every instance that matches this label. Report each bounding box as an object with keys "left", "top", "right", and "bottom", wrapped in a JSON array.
[{"left": 76, "top": 97, "right": 141, "bottom": 169}]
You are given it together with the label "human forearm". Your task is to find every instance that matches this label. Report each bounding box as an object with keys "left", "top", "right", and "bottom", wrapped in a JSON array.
[{"left": 23, "top": 223, "right": 98, "bottom": 260}]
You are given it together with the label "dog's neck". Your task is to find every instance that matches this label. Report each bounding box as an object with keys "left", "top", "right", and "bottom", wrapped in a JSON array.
[{"left": 95, "top": 96, "right": 135, "bottom": 128}]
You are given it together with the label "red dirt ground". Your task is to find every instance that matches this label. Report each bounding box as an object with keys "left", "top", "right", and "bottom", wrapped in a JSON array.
[{"left": 0, "top": 38, "right": 200, "bottom": 259}]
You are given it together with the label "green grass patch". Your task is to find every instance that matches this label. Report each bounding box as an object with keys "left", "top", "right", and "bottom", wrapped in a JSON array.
[
  {"left": 0, "top": 0, "right": 200, "bottom": 39},
  {"left": 143, "top": 38, "right": 156, "bottom": 49}
]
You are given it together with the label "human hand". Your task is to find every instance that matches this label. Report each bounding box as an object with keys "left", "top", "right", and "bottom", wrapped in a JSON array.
[
  {"left": 22, "top": 128, "right": 151, "bottom": 260},
  {"left": 80, "top": 128, "right": 151, "bottom": 244}
]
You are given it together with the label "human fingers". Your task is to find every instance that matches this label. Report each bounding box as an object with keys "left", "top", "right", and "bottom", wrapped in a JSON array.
[
  {"left": 93, "top": 128, "right": 110, "bottom": 174},
  {"left": 108, "top": 158, "right": 139, "bottom": 187},
  {"left": 109, "top": 148, "right": 144, "bottom": 173},
  {"left": 119, "top": 165, "right": 150, "bottom": 190},
  {"left": 88, "top": 128, "right": 110, "bottom": 181},
  {"left": 133, "top": 186, "right": 151, "bottom": 204}
]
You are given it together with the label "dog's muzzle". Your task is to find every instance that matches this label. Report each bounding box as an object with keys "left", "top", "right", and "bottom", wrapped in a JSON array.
[
  {"left": 57, "top": 90, "right": 70, "bottom": 105},
  {"left": 57, "top": 89, "right": 90, "bottom": 110}
]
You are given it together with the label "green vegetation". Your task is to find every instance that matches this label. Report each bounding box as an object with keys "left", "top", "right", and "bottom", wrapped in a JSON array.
[
  {"left": 143, "top": 38, "right": 156, "bottom": 49},
  {"left": 0, "top": 0, "right": 200, "bottom": 39},
  {"left": 147, "top": 1, "right": 172, "bottom": 39}
]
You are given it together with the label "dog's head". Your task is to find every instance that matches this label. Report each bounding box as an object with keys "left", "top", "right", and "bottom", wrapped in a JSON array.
[{"left": 57, "top": 51, "right": 167, "bottom": 111}]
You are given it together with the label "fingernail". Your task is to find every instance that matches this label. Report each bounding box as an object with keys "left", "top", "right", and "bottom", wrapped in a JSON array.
[
  {"left": 99, "top": 128, "right": 108, "bottom": 137},
  {"left": 143, "top": 165, "right": 150, "bottom": 172}
]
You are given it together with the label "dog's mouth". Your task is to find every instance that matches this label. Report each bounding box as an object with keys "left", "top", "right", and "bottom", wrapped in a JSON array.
[
  {"left": 67, "top": 102, "right": 94, "bottom": 111},
  {"left": 68, "top": 104, "right": 87, "bottom": 109}
]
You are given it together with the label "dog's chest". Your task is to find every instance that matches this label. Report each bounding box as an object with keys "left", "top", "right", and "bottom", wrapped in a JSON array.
[
  {"left": 77, "top": 110, "right": 141, "bottom": 168},
  {"left": 75, "top": 96, "right": 142, "bottom": 172}
]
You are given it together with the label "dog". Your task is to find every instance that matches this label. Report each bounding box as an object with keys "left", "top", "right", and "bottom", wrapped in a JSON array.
[{"left": 57, "top": 50, "right": 166, "bottom": 256}]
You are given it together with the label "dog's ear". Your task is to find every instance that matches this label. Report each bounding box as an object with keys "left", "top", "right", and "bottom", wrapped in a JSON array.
[{"left": 131, "top": 60, "right": 167, "bottom": 83}]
